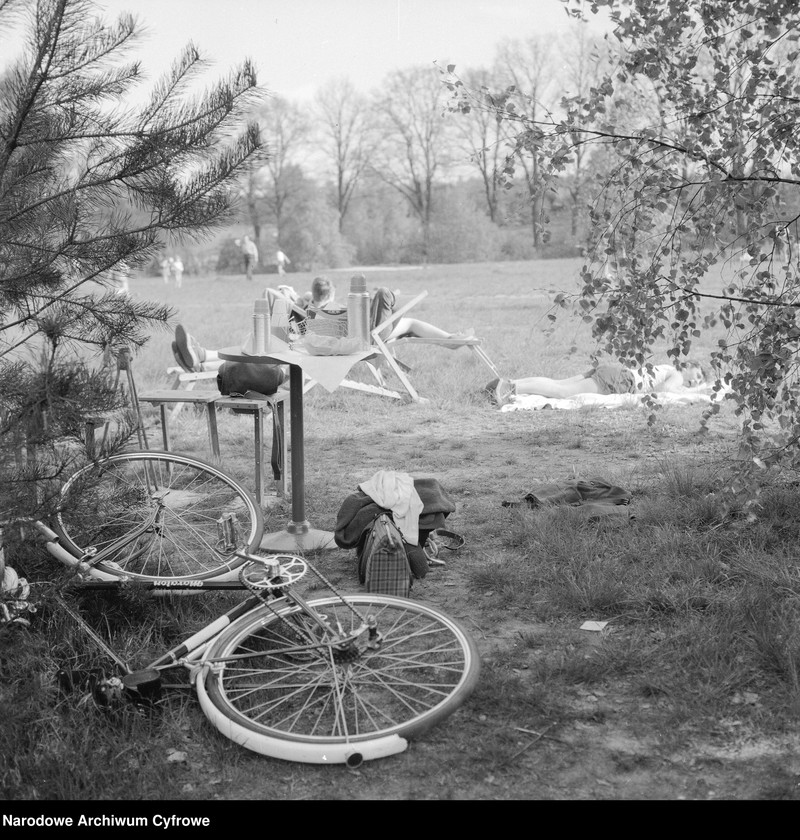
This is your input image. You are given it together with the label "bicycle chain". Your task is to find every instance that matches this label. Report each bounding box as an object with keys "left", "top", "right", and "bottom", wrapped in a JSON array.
[
  {"left": 302, "top": 557, "right": 367, "bottom": 624},
  {"left": 243, "top": 580, "right": 322, "bottom": 648},
  {"left": 237, "top": 555, "right": 369, "bottom": 650}
]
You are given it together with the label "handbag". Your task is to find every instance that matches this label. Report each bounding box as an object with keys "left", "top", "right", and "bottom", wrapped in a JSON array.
[{"left": 357, "top": 514, "right": 413, "bottom": 598}]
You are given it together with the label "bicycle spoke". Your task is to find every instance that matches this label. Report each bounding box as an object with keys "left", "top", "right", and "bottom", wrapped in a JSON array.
[
  {"left": 55, "top": 452, "right": 261, "bottom": 581},
  {"left": 205, "top": 596, "right": 479, "bottom": 747}
]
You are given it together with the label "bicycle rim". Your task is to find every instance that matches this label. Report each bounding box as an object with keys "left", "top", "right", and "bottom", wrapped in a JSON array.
[
  {"left": 201, "top": 594, "right": 480, "bottom": 753},
  {"left": 54, "top": 450, "right": 263, "bottom": 581}
]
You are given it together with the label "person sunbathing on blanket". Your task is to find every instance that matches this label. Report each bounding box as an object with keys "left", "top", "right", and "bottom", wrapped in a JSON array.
[
  {"left": 170, "top": 275, "right": 478, "bottom": 379},
  {"left": 484, "top": 359, "right": 709, "bottom": 407}
]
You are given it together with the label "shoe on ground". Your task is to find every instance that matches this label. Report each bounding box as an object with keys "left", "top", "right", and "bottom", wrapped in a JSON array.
[
  {"left": 494, "top": 378, "right": 516, "bottom": 407},
  {"left": 483, "top": 377, "right": 515, "bottom": 407},
  {"left": 483, "top": 378, "right": 500, "bottom": 402},
  {"left": 174, "top": 324, "right": 202, "bottom": 372}
]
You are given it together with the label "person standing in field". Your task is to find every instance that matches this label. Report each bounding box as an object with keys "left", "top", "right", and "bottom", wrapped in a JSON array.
[
  {"left": 276, "top": 248, "right": 291, "bottom": 276},
  {"left": 160, "top": 257, "right": 170, "bottom": 285},
  {"left": 237, "top": 234, "right": 258, "bottom": 281},
  {"left": 110, "top": 260, "right": 131, "bottom": 296},
  {"left": 170, "top": 256, "right": 184, "bottom": 288}
]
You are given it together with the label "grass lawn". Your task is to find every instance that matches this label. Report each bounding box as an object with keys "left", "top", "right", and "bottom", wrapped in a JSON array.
[{"left": 3, "top": 258, "right": 800, "bottom": 801}]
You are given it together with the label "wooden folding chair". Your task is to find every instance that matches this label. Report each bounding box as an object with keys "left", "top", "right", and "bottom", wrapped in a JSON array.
[
  {"left": 163, "top": 367, "right": 219, "bottom": 419},
  {"left": 138, "top": 388, "right": 289, "bottom": 505}
]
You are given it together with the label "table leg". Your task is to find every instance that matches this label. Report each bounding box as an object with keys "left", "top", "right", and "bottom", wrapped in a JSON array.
[{"left": 259, "top": 363, "right": 335, "bottom": 552}]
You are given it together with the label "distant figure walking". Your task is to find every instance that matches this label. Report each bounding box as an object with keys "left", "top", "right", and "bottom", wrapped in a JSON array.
[
  {"left": 160, "top": 257, "right": 170, "bottom": 285},
  {"left": 276, "top": 248, "right": 291, "bottom": 276},
  {"left": 111, "top": 260, "right": 131, "bottom": 297},
  {"left": 170, "top": 256, "right": 184, "bottom": 288},
  {"left": 237, "top": 234, "right": 259, "bottom": 281}
]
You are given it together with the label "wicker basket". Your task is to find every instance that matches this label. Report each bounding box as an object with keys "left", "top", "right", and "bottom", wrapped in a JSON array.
[
  {"left": 296, "top": 309, "right": 349, "bottom": 338},
  {"left": 293, "top": 309, "right": 363, "bottom": 354}
]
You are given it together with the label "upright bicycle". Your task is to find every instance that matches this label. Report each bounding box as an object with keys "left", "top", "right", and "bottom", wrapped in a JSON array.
[{"left": 26, "top": 449, "right": 480, "bottom": 766}]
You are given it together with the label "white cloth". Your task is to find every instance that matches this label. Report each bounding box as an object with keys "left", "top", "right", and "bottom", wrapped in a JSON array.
[
  {"left": 359, "top": 470, "right": 423, "bottom": 545},
  {"left": 501, "top": 390, "right": 715, "bottom": 412},
  {"left": 239, "top": 342, "right": 376, "bottom": 391}
]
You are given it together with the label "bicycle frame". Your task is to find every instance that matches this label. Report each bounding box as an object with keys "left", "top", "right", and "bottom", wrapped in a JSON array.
[
  {"left": 34, "top": 519, "right": 409, "bottom": 765},
  {"left": 34, "top": 520, "right": 244, "bottom": 587}
]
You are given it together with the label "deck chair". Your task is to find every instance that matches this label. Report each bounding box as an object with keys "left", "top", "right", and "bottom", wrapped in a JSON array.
[
  {"left": 306, "top": 291, "right": 499, "bottom": 402},
  {"left": 372, "top": 291, "right": 500, "bottom": 399}
]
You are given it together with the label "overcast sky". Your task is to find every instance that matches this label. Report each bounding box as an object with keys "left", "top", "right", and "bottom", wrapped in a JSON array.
[{"left": 82, "top": 0, "right": 608, "bottom": 102}]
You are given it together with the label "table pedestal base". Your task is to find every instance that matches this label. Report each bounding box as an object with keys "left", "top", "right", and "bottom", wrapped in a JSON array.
[{"left": 260, "top": 521, "right": 337, "bottom": 552}]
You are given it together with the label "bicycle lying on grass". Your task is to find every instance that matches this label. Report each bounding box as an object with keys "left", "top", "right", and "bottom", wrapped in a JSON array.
[{"left": 15, "top": 449, "right": 480, "bottom": 766}]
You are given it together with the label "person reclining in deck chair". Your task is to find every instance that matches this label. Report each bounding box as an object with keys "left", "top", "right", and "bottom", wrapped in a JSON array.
[
  {"left": 483, "top": 359, "right": 710, "bottom": 407},
  {"left": 171, "top": 275, "right": 478, "bottom": 382},
  {"left": 305, "top": 275, "right": 477, "bottom": 346},
  {"left": 168, "top": 279, "right": 330, "bottom": 386}
]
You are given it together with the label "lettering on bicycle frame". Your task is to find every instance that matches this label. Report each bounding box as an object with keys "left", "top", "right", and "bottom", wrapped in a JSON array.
[{"left": 153, "top": 579, "right": 204, "bottom": 588}]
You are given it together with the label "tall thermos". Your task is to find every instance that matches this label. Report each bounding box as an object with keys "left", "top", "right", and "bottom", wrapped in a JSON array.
[
  {"left": 252, "top": 298, "right": 270, "bottom": 354},
  {"left": 347, "top": 273, "right": 371, "bottom": 350},
  {"left": 270, "top": 295, "right": 290, "bottom": 343}
]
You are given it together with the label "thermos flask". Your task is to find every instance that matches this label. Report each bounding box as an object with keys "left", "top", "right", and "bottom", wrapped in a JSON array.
[{"left": 347, "top": 273, "right": 371, "bottom": 350}]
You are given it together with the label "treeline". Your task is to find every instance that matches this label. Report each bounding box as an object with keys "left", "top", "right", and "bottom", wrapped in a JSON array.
[
  {"left": 190, "top": 12, "right": 800, "bottom": 276},
  {"left": 213, "top": 22, "right": 610, "bottom": 272}
]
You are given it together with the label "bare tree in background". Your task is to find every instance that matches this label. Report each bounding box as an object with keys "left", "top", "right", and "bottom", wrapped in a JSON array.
[
  {"left": 557, "top": 24, "right": 608, "bottom": 240},
  {"left": 495, "top": 35, "right": 557, "bottom": 250},
  {"left": 451, "top": 66, "right": 507, "bottom": 224},
  {"left": 314, "top": 77, "right": 373, "bottom": 233},
  {"left": 254, "top": 95, "right": 310, "bottom": 248},
  {"left": 370, "top": 66, "right": 454, "bottom": 261}
]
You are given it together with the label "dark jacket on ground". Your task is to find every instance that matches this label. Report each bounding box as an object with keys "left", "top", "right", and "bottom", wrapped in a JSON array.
[{"left": 334, "top": 477, "right": 455, "bottom": 549}]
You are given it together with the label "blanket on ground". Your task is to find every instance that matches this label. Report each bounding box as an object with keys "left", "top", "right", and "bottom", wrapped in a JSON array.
[
  {"left": 500, "top": 390, "right": 715, "bottom": 412},
  {"left": 502, "top": 476, "right": 634, "bottom": 522}
]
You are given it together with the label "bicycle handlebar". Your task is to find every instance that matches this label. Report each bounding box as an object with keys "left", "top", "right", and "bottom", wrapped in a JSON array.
[
  {"left": 32, "top": 521, "right": 59, "bottom": 541},
  {"left": 32, "top": 521, "right": 84, "bottom": 569}
]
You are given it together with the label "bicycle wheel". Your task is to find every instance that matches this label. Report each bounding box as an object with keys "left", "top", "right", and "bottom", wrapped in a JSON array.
[
  {"left": 54, "top": 450, "right": 263, "bottom": 581},
  {"left": 198, "top": 594, "right": 480, "bottom": 764}
]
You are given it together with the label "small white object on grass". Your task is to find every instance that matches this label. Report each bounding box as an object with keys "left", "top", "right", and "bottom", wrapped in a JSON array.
[{"left": 580, "top": 620, "right": 609, "bottom": 632}]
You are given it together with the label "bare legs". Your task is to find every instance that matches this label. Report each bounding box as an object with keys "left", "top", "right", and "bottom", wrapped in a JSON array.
[
  {"left": 388, "top": 317, "right": 475, "bottom": 343},
  {"left": 485, "top": 372, "right": 598, "bottom": 407},
  {"left": 369, "top": 287, "right": 475, "bottom": 345},
  {"left": 511, "top": 373, "right": 599, "bottom": 399}
]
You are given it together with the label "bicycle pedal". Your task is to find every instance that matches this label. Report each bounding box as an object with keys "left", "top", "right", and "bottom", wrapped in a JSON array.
[
  {"left": 93, "top": 676, "right": 125, "bottom": 708},
  {"left": 122, "top": 668, "right": 163, "bottom": 704}
]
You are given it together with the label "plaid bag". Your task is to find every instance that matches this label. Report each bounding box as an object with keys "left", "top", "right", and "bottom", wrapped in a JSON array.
[{"left": 357, "top": 514, "right": 412, "bottom": 597}]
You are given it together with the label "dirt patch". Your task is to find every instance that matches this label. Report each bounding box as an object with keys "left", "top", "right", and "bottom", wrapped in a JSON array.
[{"left": 170, "top": 399, "right": 800, "bottom": 802}]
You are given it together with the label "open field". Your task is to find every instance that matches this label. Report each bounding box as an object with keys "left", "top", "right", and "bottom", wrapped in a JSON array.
[{"left": 4, "top": 258, "right": 800, "bottom": 802}]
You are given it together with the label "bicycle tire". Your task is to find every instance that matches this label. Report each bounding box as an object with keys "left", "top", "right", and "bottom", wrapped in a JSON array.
[
  {"left": 53, "top": 450, "right": 263, "bottom": 582},
  {"left": 198, "top": 594, "right": 480, "bottom": 764}
]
